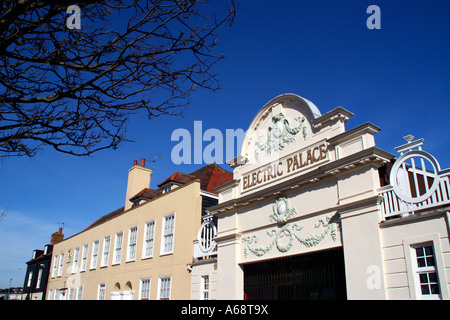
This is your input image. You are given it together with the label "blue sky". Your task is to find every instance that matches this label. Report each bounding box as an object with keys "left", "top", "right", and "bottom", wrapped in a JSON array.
[{"left": 0, "top": 0, "right": 449, "bottom": 288}]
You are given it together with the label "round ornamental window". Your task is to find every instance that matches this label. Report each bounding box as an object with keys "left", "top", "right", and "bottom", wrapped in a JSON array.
[
  {"left": 389, "top": 150, "right": 441, "bottom": 203},
  {"left": 197, "top": 220, "right": 217, "bottom": 253}
]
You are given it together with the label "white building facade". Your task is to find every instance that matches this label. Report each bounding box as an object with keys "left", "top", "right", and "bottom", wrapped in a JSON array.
[{"left": 191, "top": 93, "right": 450, "bottom": 300}]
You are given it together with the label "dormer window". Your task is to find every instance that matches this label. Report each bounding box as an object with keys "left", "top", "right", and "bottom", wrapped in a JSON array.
[
  {"left": 44, "top": 244, "right": 53, "bottom": 255},
  {"left": 160, "top": 182, "right": 182, "bottom": 193}
]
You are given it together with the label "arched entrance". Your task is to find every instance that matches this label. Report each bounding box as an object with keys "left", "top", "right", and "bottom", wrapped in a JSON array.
[{"left": 243, "top": 248, "right": 346, "bottom": 300}]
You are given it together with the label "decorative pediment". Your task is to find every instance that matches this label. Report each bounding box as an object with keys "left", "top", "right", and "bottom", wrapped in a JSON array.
[
  {"left": 254, "top": 112, "right": 307, "bottom": 161},
  {"left": 241, "top": 94, "right": 322, "bottom": 164}
]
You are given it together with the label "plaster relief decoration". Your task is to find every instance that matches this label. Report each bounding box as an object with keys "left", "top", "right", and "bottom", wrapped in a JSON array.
[
  {"left": 242, "top": 197, "right": 339, "bottom": 257},
  {"left": 254, "top": 113, "right": 307, "bottom": 161}
]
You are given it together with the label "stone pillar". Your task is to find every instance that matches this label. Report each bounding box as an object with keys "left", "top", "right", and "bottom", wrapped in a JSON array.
[{"left": 340, "top": 196, "right": 386, "bottom": 299}]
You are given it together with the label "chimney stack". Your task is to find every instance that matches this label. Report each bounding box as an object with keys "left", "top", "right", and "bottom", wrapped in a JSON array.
[
  {"left": 124, "top": 158, "right": 152, "bottom": 210},
  {"left": 50, "top": 228, "right": 64, "bottom": 245}
]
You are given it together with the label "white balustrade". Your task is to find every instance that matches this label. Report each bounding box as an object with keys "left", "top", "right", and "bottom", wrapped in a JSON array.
[{"left": 378, "top": 136, "right": 450, "bottom": 220}]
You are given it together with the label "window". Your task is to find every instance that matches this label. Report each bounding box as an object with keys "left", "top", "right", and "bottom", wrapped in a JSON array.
[
  {"left": 57, "top": 253, "right": 64, "bottom": 277},
  {"left": 201, "top": 275, "right": 210, "bottom": 300},
  {"left": 68, "top": 288, "right": 74, "bottom": 300},
  {"left": 48, "top": 289, "right": 52, "bottom": 300},
  {"left": 51, "top": 255, "right": 58, "bottom": 278},
  {"left": 101, "top": 236, "right": 110, "bottom": 267},
  {"left": 158, "top": 276, "right": 171, "bottom": 300},
  {"left": 161, "top": 213, "right": 175, "bottom": 254},
  {"left": 76, "top": 286, "right": 83, "bottom": 300},
  {"left": 127, "top": 226, "right": 138, "bottom": 262},
  {"left": 27, "top": 271, "right": 33, "bottom": 287},
  {"left": 413, "top": 244, "right": 440, "bottom": 299},
  {"left": 90, "top": 241, "right": 99, "bottom": 269},
  {"left": 98, "top": 283, "right": 106, "bottom": 300},
  {"left": 143, "top": 220, "right": 155, "bottom": 258},
  {"left": 139, "top": 278, "right": 151, "bottom": 300},
  {"left": 36, "top": 269, "right": 43, "bottom": 289},
  {"left": 113, "top": 231, "right": 123, "bottom": 264},
  {"left": 80, "top": 244, "right": 88, "bottom": 271},
  {"left": 72, "top": 247, "right": 80, "bottom": 273}
]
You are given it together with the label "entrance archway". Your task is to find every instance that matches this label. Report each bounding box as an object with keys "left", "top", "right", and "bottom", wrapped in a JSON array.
[{"left": 243, "top": 248, "right": 346, "bottom": 300}]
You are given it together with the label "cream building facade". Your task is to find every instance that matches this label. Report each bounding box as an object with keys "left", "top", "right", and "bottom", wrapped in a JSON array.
[
  {"left": 45, "top": 93, "right": 450, "bottom": 300},
  {"left": 195, "top": 93, "right": 450, "bottom": 300},
  {"left": 46, "top": 161, "right": 232, "bottom": 300}
]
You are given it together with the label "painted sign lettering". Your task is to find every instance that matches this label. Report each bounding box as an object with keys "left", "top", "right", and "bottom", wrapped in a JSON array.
[{"left": 242, "top": 142, "right": 328, "bottom": 191}]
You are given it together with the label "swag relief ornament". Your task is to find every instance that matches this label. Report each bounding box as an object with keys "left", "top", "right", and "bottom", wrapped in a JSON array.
[
  {"left": 242, "top": 197, "right": 339, "bottom": 257},
  {"left": 255, "top": 113, "right": 307, "bottom": 160}
]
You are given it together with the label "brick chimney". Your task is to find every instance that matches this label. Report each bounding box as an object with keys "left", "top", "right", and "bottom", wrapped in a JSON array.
[
  {"left": 50, "top": 228, "right": 64, "bottom": 245},
  {"left": 124, "top": 158, "right": 152, "bottom": 210}
]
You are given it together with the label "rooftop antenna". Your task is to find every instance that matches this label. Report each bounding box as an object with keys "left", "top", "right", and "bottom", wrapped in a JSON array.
[
  {"left": 148, "top": 153, "right": 163, "bottom": 169},
  {"left": 57, "top": 222, "right": 65, "bottom": 231}
]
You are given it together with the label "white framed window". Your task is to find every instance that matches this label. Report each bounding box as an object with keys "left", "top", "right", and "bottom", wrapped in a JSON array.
[
  {"left": 98, "top": 283, "right": 106, "bottom": 300},
  {"left": 139, "top": 278, "right": 151, "bottom": 300},
  {"left": 127, "top": 226, "right": 138, "bottom": 262},
  {"left": 403, "top": 234, "right": 449, "bottom": 300},
  {"left": 413, "top": 243, "right": 440, "bottom": 299},
  {"left": 80, "top": 244, "right": 88, "bottom": 272},
  {"left": 68, "top": 287, "right": 74, "bottom": 300},
  {"left": 72, "top": 247, "right": 80, "bottom": 273},
  {"left": 143, "top": 220, "right": 155, "bottom": 259},
  {"left": 76, "top": 286, "right": 83, "bottom": 300},
  {"left": 158, "top": 276, "right": 171, "bottom": 300},
  {"left": 90, "top": 240, "right": 99, "bottom": 269},
  {"left": 161, "top": 213, "right": 175, "bottom": 255},
  {"left": 101, "top": 236, "right": 110, "bottom": 267},
  {"left": 27, "top": 271, "right": 33, "bottom": 287},
  {"left": 201, "top": 275, "right": 210, "bottom": 300},
  {"left": 47, "top": 289, "right": 52, "bottom": 300},
  {"left": 51, "top": 255, "right": 58, "bottom": 278},
  {"left": 113, "top": 231, "right": 123, "bottom": 265},
  {"left": 36, "top": 269, "right": 43, "bottom": 289},
  {"left": 57, "top": 253, "right": 64, "bottom": 277}
]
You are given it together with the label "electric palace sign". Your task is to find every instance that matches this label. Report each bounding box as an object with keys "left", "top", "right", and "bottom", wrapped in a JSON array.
[{"left": 242, "top": 141, "right": 328, "bottom": 191}]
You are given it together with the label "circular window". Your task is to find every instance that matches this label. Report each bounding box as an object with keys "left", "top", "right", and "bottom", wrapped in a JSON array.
[{"left": 389, "top": 150, "right": 441, "bottom": 203}]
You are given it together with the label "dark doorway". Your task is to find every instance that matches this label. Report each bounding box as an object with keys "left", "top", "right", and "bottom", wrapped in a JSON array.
[{"left": 243, "top": 248, "right": 346, "bottom": 300}]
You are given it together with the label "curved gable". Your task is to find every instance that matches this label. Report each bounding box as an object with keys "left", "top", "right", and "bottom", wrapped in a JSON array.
[{"left": 240, "top": 93, "right": 322, "bottom": 164}]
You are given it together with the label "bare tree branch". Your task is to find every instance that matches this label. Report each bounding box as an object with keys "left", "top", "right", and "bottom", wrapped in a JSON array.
[{"left": 0, "top": 0, "right": 236, "bottom": 157}]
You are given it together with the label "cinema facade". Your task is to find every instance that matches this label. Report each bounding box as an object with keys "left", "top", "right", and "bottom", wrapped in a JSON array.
[{"left": 191, "top": 93, "right": 450, "bottom": 300}]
